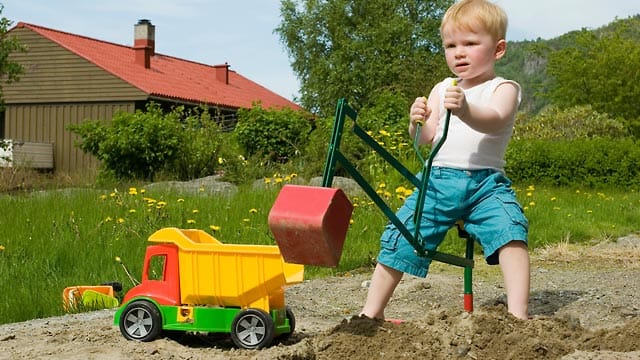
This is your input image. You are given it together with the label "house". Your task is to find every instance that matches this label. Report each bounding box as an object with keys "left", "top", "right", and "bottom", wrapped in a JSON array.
[{"left": 2, "top": 20, "right": 302, "bottom": 174}]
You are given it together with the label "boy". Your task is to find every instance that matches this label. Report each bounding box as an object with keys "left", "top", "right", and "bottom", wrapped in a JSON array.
[{"left": 359, "top": 0, "right": 530, "bottom": 320}]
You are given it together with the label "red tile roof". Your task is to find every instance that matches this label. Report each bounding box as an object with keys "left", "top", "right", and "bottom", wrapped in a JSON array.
[{"left": 14, "top": 22, "right": 302, "bottom": 111}]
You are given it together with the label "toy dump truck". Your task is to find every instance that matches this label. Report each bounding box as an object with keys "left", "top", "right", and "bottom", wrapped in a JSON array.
[{"left": 114, "top": 227, "right": 304, "bottom": 349}]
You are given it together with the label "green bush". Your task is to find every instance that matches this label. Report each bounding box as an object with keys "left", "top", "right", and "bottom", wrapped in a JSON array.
[
  {"left": 234, "top": 103, "right": 312, "bottom": 163},
  {"left": 301, "top": 93, "right": 422, "bottom": 188},
  {"left": 506, "top": 138, "right": 640, "bottom": 187},
  {"left": 168, "top": 106, "right": 240, "bottom": 181},
  {"left": 68, "top": 103, "right": 239, "bottom": 182},
  {"left": 68, "top": 103, "right": 182, "bottom": 181},
  {"left": 513, "top": 104, "right": 628, "bottom": 140}
]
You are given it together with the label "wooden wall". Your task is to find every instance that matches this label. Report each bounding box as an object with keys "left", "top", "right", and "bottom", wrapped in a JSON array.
[
  {"left": 2, "top": 26, "right": 146, "bottom": 173},
  {"left": 4, "top": 103, "right": 135, "bottom": 173}
]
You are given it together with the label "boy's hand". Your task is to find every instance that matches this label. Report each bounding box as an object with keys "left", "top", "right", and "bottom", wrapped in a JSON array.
[
  {"left": 410, "top": 96, "right": 430, "bottom": 126},
  {"left": 444, "top": 84, "right": 469, "bottom": 118}
]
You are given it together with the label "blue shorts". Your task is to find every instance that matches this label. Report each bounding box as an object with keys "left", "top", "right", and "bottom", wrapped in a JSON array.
[{"left": 377, "top": 167, "right": 528, "bottom": 277}]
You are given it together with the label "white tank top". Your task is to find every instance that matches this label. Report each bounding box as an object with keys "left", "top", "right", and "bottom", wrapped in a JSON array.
[{"left": 431, "top": 77, "right": 521, "bottom": 172}]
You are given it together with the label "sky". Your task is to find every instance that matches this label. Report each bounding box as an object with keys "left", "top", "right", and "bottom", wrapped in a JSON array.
[{"left": 3, "top": 1, "right": 639, "bottom": 103}]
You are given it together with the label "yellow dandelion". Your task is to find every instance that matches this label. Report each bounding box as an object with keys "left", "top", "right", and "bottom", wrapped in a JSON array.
[
  {"left": 550, "top": 197, "right": 557, "bottom": 201},
  {"left": 110, "top": 192, "right": 116, "bottom": 198},
  {"left": 128, "top": 187, "right": 137, "bottom": 195},
  {"left": 100, "top": 194, "right": 107, "bottom": 200},
  {"left": 275, "top": 177, "right": 283, "bottom": 184},
  {"left": 526, "top": 192, "right": 533, "bottom": 197},
  {"left": 218, "top": 157, "right": 224, "bottom": 164},
  {"left": 129, "top": 209, "right": 136, "bottom": 213},
  {"left": 192, "top": 209, "right": 199, "bottom": 214},
  {"left": 199, "top": 186, "right": 205, "bottom": 192},
  {"left": 264, "top": 178, "right": 272, "bottom": 184},
  {"left": 587, "top": 210, "right": 593, "bottom": 214},
  {"left": 117, "top": 218, "right": 125, "bottom": 224},
  {"left": 140, "top": 189, "right": 145, "bottom": 194},
  {"left": 379, "top": 129, "right": 390, "bottom": 137},
  {"left": 528, "top": 201, "right": 535, "bottom": 207},
  {"left": 0, "top": 245, "right": 5, "bottom": 251},
  {"left": 378, "top": 182, "right": 386, "bottom": 189},
  {"left": 209, "top": 225, "right": 221, "bottom": 232},
  {"left": 243, "top": 218, "right": 250, "bottom": 223},
  {"left": 249, "top": 208, "right": 258, "bottom": 214},
  {"left": 284, "top": 175, "right": 292, "bottom": 182},
  {"left": 349, "top": 219, "right": 354, "bottom": 225},
  {"left": 104, "top": 216, "right": 113, "bottom": 222},
  {"left": 177, "top": 198, "right": 185, "bottom": 203},
  {"left": 526, "top": 185, "right": 535, "bottom": 191},
  {"left": 187, "top": 219, "right": 196, "bottom": 224},
  {"left": 290, "top": 173, "right": 298, "bottom": 178},
  {"left": 114, "top": 256, "right": 121, "bottom": 263}
]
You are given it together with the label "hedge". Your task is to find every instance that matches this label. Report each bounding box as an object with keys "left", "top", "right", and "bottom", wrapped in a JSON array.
[{"left": 505, "top": 138, "right": 640, "bottom": 187}]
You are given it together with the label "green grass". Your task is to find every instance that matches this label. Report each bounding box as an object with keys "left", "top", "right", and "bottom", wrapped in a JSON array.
[{"left": 0, "top": 181, "right": 638, "bottom": 325}]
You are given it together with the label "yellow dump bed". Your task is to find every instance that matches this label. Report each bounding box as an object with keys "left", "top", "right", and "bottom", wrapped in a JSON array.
[{"left": 148, "top": 227, "right": 304, "bottom": 310}]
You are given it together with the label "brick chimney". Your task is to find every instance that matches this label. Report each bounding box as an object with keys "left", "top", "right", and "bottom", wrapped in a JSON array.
[
  {"left": 214, "top": 63, "right": 230, "bottom": 84},
  {"left": 134, "top": 19, "right": 155, "bottom": 68}
]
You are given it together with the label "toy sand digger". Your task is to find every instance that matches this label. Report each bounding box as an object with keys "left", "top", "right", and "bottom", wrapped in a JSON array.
[{"left": 269, "top": 97, "right": 476, "bottom": 312}]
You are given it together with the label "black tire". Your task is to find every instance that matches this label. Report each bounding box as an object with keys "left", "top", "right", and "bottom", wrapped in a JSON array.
[
  {"left": 119, "top": 300, "right": 163, "bottom": 342},
  {"left": 230, "top": 308, "right": 275, "bottom": 349}
]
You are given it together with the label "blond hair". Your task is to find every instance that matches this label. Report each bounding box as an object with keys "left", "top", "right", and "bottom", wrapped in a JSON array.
[{"left": 440, "top": 0, "right": 508, "bottom": 41}]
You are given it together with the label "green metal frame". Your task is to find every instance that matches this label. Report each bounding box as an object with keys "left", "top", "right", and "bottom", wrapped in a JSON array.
[{"left": 321, "top": 98, "right": 475, "bottom": 311}]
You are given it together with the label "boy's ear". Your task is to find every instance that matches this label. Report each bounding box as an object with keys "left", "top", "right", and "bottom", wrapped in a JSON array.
[{"left": 494, "top": 39, "right": 507, "bottom": 60}]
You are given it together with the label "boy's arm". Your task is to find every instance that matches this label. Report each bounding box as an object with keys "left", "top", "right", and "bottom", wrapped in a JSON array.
[
  {"left": 409, "top": 84, "right": 440, "bottom": 145},
  {"left": 444, "top": 82, "right": 520, "bottom": 133}
]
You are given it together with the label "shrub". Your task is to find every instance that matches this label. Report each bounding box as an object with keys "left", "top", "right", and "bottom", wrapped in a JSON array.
[
  {"left": 513, "top": 104, "right": 628, "bottom": 140},
  {"left": 68, "top": 103, "right": 182, "bottom": 181},
  {"left": 234, "top": 103, "right": 312, "bottom": 163},
  {"left": 169, "top": 106, "right": 238, "bottom": 181},
  {"left": 68, "top": 102, "right": 234, "bottom": 182},
  {"left": 301, "top": 92, "right": 421, "bottom": 188},
  {"left": 506, "top": 138, "right": 640, "bottom": 187}
]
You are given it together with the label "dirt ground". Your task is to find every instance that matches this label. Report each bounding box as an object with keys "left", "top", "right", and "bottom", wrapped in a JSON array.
[{"left": 1, "top": 234, "right": 639, "bottom": 360}]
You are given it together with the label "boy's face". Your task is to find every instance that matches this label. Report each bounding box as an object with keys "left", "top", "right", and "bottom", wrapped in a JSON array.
[{"left": 441, "top": 25, "right": 505, "bottom": 87}]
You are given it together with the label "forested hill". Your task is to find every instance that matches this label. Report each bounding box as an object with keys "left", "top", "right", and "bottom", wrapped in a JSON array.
[{"left": 496, "top": 15, "right": 640, "bottom": 116}]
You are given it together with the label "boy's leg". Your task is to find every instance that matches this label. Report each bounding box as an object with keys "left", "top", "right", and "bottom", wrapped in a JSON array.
[
  {"left": 360, "top": 263, "right": 404, "bottom": 319},
  {"left": 498, "top": 240, "right": 530, "bottom": 319}
]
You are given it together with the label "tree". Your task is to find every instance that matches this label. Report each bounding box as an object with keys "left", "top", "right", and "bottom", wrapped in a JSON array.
[
  {"left": 276, "top": 0, "right": 452, "bottom": 117},
  {"left": 543, "top": 17, "right": 640, "bottom": 134},
  {"left": 0, "top": 4, "right": 26, "bottom": 110}
]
